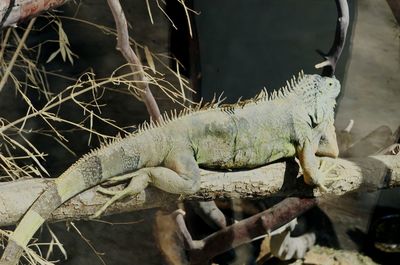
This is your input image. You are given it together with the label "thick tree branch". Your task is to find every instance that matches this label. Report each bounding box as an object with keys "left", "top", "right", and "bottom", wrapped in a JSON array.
[
  {"left": 106, "top": 0, "right": 162, "bottom": 121},
  {"left": 315, "top": 0, "right": 349, "bottom": 76},
  {"left": 0, "top": 0, "right": 69, "bottom": 29},
  {"left": 0, "top": 155, "right": 399, "bottom": 227}
]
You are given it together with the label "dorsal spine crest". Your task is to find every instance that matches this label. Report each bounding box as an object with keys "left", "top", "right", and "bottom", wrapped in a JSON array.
[{"left": 89, "top": 70, "right": 309, "bottom": 154}]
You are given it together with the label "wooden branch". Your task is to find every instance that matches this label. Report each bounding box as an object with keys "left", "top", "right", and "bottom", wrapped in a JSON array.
[
  {"left": 0, "top": 0, "right": 69, "bottom": 29},
  {"left": 315, "top": 0, "right": 349, "bottom": 76},
  {"left": 181, "top": 198, "right": 317, "bottom": 265},
  {"left": 106, "top": 0, "right": 162, "bottom": 121},
  {"left": 0, "top": 155, "right": 399, "bottom": 227}
]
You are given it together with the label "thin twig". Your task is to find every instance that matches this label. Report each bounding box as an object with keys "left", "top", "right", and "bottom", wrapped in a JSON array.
[
  {"left": 106, "top": 0, "right": 162, "bottom": 122},
  {"left": 69, "top": 222, "right": 106, "bottom": 265},
  {"left": 0, "top": 18, "right": 36, "bottom": 92},
  {"left": 0, "top": 72, "right": 134, "bottom": 135}
]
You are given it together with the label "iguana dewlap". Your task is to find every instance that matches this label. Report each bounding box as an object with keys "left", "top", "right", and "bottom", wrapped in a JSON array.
[{"left": 0, "top": 72, "right": 340, "bottom": 265}]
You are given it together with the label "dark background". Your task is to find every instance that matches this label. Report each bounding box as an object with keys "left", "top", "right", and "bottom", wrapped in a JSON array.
[{"left": 1, "top": 0, "right": 399, "bottom": 264}]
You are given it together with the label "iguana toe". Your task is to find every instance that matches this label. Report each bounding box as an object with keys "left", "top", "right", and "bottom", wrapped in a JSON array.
[
  {"left": 315, "top": 160, "right": 341, "bottom": 192},
  {"left": 97, "top": 186, "right": 121, "bottom": 196},
  {"left": 92, "top": 187, "right": 137, "bottom": 219}
]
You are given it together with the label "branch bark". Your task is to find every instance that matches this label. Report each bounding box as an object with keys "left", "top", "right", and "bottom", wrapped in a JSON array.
[
  {"left": 0, "top": 0, "right": 69, "bottom": 29},
  {"left": 181, "top": 198, "right": 317, "bottom": 265},
  {"left": 0, "top": 155, "right": 399, "bottom": 227},
  {"left": 106, "top": 0, "right": 162, "bottom": 121}
]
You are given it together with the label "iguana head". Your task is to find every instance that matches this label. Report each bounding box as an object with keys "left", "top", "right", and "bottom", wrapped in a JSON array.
[
  {"left": 322, "top": 75, "right": 341, "bottom": 100},
  {"left": 301, "top": 74, "right": 341, "bottom": 126}
]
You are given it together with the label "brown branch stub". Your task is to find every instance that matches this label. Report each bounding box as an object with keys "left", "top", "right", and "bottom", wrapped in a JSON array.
[
  {"left": 315, "top": 0, "right": 350, "bottom": 76},
  {"left": 106, "top": 0, "right": 162, "bottom": 122},
  {"left": 0, "top": 0, "right": 69, "bottom": 29}
]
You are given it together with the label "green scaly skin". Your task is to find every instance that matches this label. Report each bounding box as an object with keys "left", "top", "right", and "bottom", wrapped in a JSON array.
[{"left": 0, "top": 72, "right": 340, "bottom": 265}]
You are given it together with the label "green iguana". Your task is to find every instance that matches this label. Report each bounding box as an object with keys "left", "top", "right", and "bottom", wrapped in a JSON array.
[{"left": 0, "top": 71, "right": 340, "bottom": 265}]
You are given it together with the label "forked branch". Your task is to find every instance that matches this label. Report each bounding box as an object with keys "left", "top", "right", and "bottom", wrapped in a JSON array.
[{"left": 315, "top": 0, "right": 349, "bottom": 76}]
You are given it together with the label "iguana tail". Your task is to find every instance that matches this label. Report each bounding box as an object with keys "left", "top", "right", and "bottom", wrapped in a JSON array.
[
  {"left": 0, "top": 137, "right": 145, "bottom": 265},
  {"left": 1, "top": 180, "right": 66, "bottom": 265},
  {"left": 0, "top": 167, "right": 107, "bottom": 265}
]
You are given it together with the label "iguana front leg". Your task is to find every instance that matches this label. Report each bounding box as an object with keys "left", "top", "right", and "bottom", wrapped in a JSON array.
[
  {"left": 316, "top": 123, "right": 339, "bottom": 158},
  {"left": 297, "top": 135, "right": 336, "bottom": 191},
  {"left": 298, "top": 126, "right": 339, "bottom": 190}
]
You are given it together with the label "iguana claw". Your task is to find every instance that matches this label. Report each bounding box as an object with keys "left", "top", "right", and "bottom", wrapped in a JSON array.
[
  {"left": 316, "top": 160, "right": 340, "bottom": 192},
  {"left": 92, "top": 186, "right": 137, "bottom": 219},
  {"left": 91, "top": 170, "right": 150, "bottom": 219},
  {"left": 91, "top": 174, "right": 140, "bottom": 218}
]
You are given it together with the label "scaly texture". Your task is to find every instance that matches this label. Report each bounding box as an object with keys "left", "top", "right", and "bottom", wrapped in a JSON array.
[{"left": 0, "top": 72, "right": 341, "bottom": 265}]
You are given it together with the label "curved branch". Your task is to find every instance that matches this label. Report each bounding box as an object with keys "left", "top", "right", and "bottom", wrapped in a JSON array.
[
  {"left": 106, "top": 0, "right": 162, "bottom": 122},
  {"left": 315, "top": 0, "right": 350, "bottom": 76}
]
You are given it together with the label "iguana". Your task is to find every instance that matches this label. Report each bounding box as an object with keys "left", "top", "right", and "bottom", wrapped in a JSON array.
[{"left": 0, "top": 71, "right": 340, "bottom": 265}]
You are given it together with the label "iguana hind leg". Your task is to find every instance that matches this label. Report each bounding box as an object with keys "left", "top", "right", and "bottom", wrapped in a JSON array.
[
  {"left": 92, "top": 170, "right": 150, "bottom": 218},
  {"left": 102, "top": 173, "right": 139, "bottom": 185},
  {"left": 93, "top": 151, "right": 200, "bottom": 218}
]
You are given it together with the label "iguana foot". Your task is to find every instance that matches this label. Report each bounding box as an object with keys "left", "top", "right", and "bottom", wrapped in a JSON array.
[
  {"left": 319, "top": 160, "right": 340, "bottom": 180},
  {"left": 102, "top": 174, "right": 138, "bottom": 185},
  {"left": 91, "top": 170, "right": 150, "bottom": 219},
  {"left": 92, "top": 186, "right": 138, "bottom": 219},
  {"left": 316, "top": 160, "right": 340, "bottom": 192}
]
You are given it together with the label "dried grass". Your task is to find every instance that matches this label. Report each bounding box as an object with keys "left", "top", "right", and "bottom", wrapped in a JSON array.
[{"left": 0, "top": 1, "right": 198, "bottom": 263}]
